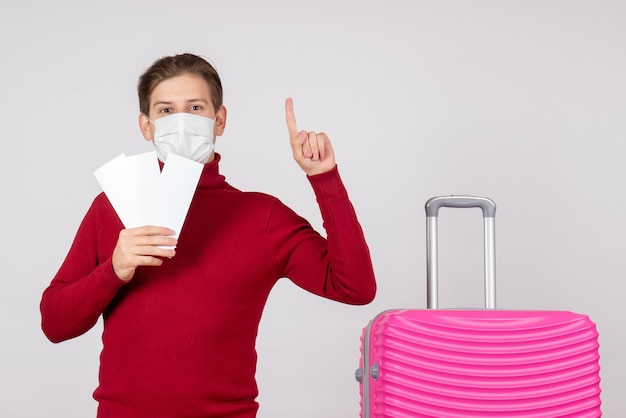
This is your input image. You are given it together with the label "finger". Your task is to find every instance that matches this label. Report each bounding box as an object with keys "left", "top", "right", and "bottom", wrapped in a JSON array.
[
  {"left": 117, "top": 228, "right": 178, "bottom": 251},
  {"left": 135, "top": 255, "right": 165, "bottom": 267},
  {"left": 113, "top": 247, "right": 171, "bottom": 281},
  {"left": 289, "top": 129, "right": 308, "bottom": 159},
  {"left": 300, "top": 131, "right": 312, "bottom": 159},
  {"left": 126, "top": 225, "right": 175, "bottom": 237},
  {"left": 315, "top": 132, "right": 330, "bottom": 160},
  {"left": 285, "top": 98, "right": 299, "bottom": 138},
  {"left": 143, "top": 236, "right": 178, "bottom": 248},
  {"left": 134, "top": 244, "right": 176, "bottom": 258},
  {"left": 308, "top": 132, "right": 320, "bottom": 160}
]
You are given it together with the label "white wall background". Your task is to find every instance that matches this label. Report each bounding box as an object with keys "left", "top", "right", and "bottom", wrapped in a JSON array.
[{"left": 1, "top": 1, "right": 624, "bottom": 416}]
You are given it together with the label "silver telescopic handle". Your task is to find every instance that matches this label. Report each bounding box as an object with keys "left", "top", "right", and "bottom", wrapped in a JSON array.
[{"left": 425, "top": 196, "right": 497, "bottom": 310}]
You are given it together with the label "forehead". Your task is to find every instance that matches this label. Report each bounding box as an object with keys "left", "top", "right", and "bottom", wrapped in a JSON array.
[{"left": 150, "top": 73, "right": 212, "bottom": 104}]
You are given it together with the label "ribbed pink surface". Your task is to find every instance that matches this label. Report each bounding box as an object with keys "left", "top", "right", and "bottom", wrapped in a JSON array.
[{"left": 360, "top": 310, "right": 601, "bottom": 417}]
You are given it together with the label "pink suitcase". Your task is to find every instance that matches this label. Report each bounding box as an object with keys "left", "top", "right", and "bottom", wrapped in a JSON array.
[{"left": 356, "top": 196, "right": 602, "bottom": 417}]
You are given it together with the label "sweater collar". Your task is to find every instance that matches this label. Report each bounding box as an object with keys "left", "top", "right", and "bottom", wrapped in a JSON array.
[
  {"left": 197, "top": 153, "right": 227, "bottom": 190},
  {"left": 157, "top": 153, "right": 227, "bottom": 190}
]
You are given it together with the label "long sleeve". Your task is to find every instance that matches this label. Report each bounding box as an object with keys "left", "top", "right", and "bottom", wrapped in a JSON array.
[
  {"left": 267, "top": 165, "right": 376, "bottom": 304},
  {"left": 40, "top": 195, "right": 125, "bottom": 343}
]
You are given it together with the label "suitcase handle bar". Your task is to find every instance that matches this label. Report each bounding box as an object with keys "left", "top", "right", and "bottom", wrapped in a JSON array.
[
  {"left": 425, "top": 196, "right": 497, "bottom": 309},
  {"left": 425, "top": 195, "right": 496, "bottom": 218}
]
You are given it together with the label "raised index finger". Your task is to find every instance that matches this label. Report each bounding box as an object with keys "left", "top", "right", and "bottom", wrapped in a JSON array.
[{"left": 285, "top": 97, "right": 298, "bottom": 137}]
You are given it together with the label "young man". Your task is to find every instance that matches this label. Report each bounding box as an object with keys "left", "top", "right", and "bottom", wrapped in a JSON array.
[{"left": 41, "top": 53, "right": 376, "bottom": 418}]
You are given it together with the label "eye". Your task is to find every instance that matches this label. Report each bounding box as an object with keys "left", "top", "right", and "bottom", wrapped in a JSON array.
[
  {"left": 190, "top": 105, "right": 202, "bottom": 112},
  {"left": 159, "top": 107, "right": 172, "bottom": 114}
]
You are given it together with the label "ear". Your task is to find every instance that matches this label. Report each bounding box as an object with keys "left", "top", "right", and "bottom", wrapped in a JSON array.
[
  {"left": 214, "top": 105, "right": 227, "bottom": 137},
  {"left": 138, "top": 113, "right": 153, "bottom": 141}
]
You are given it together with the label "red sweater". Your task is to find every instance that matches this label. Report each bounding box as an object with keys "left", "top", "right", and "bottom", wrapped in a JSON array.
[{"left": 40, "top": 154, "right": 376, "bottom": 418}]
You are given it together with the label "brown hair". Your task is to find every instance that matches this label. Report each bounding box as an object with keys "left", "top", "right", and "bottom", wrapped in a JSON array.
[{"left": 137, "top": 53, "right": 223, "bottom": 116}]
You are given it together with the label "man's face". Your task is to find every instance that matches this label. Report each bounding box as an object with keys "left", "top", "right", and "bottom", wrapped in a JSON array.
[{"left": 139, "top": 73, "right": 226, "bottom": 161}]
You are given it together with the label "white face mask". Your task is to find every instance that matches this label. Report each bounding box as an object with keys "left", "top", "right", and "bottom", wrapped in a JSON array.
[{"left": 151, "top": 113, "right": 216, "bottom": 164}]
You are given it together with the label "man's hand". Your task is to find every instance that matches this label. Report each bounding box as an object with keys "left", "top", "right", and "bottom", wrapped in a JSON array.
[
  {"left": 112, "top": 226, "right": 178, "bottom": 282},
  {"left": 285, "top": 98, "right": 336, "bottom": 176}
]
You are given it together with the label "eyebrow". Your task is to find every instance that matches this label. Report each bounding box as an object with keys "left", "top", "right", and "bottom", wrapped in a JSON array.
[{"left": 152, "top": 98, "right": 210, "bottom": 109}]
